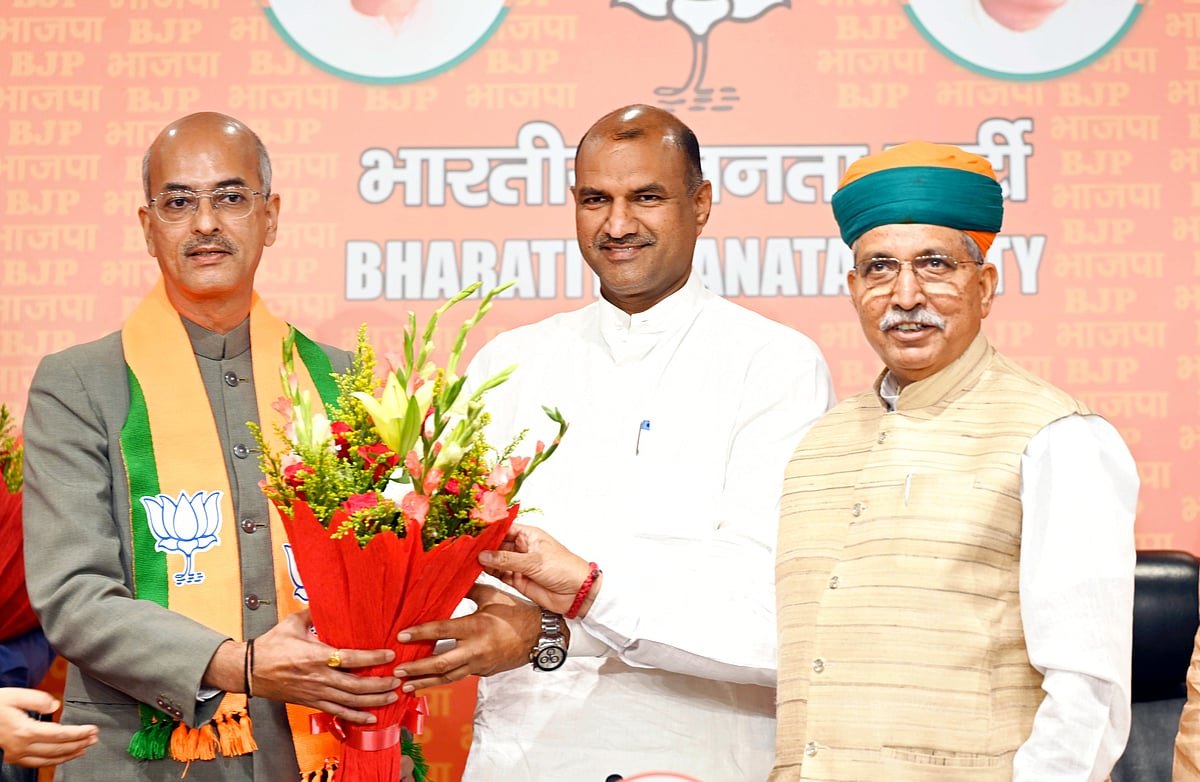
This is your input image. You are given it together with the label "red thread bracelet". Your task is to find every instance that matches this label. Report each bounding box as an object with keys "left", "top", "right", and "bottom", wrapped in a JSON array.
[{"left": 566, "top": 562, "right": 600, "bottom": 619}]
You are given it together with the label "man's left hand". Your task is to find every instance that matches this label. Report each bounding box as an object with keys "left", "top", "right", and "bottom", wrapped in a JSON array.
[
  {"left": 479, "top": 523, "right": 600, "bottom": 617},
  {"left": 395, "top": 584, "right": 543, "bottom": 690}
]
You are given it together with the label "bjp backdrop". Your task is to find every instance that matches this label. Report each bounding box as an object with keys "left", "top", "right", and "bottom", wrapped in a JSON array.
[{"left": 2, "top": 0, "right": 1194, "bottom": 778}]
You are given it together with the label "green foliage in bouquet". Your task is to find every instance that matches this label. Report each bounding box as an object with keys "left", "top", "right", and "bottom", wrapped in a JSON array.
[{"left": 251, "top": 282, "right": 567, "bottom": 550}]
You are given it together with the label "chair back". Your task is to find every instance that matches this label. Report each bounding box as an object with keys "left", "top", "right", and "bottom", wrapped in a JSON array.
[
  {"left": 1112, "top": 549, "right": 1199, "bottom": 782},
  {"left": 1131, "top": 549, "right": 1199, "bottom": 702}
]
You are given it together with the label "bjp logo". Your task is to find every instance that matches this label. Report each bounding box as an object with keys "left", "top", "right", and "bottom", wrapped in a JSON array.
[
  {"left": 614, "top": 0, "right": 791, "bottom": 111},
  {"left": 141, "top": 490, "right": 223, "bottom": 586},
  {"left": 264, "top": 0, "right": 509, "bottom": 84}
]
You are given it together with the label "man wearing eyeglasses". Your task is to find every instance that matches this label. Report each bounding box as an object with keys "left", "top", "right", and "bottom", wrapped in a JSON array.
[
  {"left": 769, "top": 142, "right": 1137, "bottom": 781},
  {"left": 21, "top": 112, "right": 409, "bottom": 781}
]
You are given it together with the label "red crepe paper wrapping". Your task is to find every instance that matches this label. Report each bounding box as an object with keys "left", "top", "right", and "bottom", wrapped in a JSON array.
[
  {"left": 0, "top": 486, "right": 39, "bottom": 641},
  {"left": 283, "top": 498, "right": 518, "bottom": 782}
]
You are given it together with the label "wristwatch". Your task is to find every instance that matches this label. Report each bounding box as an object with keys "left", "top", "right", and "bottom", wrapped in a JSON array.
[{"left": 530, "top": 609, "right": 567, "bottom": 672}]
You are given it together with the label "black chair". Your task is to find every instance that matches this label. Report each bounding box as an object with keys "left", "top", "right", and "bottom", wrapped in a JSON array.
[{"left": 1112, "top": 549, "right": 1199, "bottom": 782}]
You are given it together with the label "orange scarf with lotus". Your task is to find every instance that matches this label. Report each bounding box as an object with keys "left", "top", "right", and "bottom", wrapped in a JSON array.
[{"left": 121, "top": 279, "right": 339, "bottom": 775}]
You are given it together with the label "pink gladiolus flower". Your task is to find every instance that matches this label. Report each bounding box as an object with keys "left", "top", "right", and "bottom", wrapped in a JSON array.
[
  {"left": 509, "top": 456, "right": 531, "bottom": 476},
  {"left": 404, "top": 450, "right": 423, "bottom": 481},
  {"left": 271, "top": 397, "right": 295, "bottom": 421},
  {"left": 470, "top": 490, "right": 510, "bottom": 524},
  {"left": 342, "top": 492, "right": 379, "bottom": 515},
  {"left": 486, "top": 465, "right": 515, "bottom": 495},
  {"left": 535, "top": 440, "right": 545, "bottom": 455},
  {"left": 422, "top": 468, "right": 444, "bottom": 495},
  {"left": 401, "top": 491, "right": 430, "bottom": 524}
]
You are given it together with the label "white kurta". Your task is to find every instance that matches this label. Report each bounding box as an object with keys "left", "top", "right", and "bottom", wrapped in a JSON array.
[{"left": 463, "top": 274, "right": 834, "bottom": 781}]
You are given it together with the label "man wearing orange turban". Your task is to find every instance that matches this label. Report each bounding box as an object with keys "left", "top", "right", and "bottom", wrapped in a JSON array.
[{"left": 770, "top": 142, "right": 1137, "bottom": 781}]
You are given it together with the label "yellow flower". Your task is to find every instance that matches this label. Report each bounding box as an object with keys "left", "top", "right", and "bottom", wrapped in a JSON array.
[{"left": 353, "top": 371, "right": 435, "bottom": 456}]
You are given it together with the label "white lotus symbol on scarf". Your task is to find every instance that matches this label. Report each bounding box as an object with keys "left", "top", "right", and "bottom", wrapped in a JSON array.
[
  {"left": 141, "top": 491, "right": 223, "bottom": 586},
  {"left": 283, "top": 543, "right": 308, "bottom": 603}
]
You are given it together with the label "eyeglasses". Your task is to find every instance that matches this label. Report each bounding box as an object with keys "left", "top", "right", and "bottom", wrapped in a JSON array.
[
  {"left": 852, "top": 254, "right": 983, "bottom": 288},
  {"left": 148, "top": 186, "right": 264, "bottom": 223}
]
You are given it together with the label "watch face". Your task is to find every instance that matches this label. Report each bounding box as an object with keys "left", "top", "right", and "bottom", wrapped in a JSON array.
[{"left": 534, "top": 644, "right": 566, "bottom": 671}]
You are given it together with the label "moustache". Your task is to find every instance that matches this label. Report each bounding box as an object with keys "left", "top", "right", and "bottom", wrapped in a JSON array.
[
  {"left": 183, "top": 236, "right": 237, "bottom": 255},
  {"left": 878, "top": 306, "right": 946, "bottom": 332},
  {"left": 593, "top": 233, "right": 656, "bottom": 250}
]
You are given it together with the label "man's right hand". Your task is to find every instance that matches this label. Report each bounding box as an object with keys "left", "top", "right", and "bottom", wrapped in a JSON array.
[{"left": 205, "top": 609, "right": 400, "bottom": 725}]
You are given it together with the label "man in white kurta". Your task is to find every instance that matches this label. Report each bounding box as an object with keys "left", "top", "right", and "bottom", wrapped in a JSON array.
[{"left": 398, "top": 105, "right": 833, "bottom": 780}]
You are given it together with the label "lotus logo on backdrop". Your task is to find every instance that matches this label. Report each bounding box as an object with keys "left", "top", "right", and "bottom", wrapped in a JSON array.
[
  {"left": 614, "top": 0, "right": 791, "bottom": 112},
  {"left": 141, "top": 490, "right": 223, "bottom": 586},
  {"left": 263, "top": 0, "right": 509, "bottom": 84}
]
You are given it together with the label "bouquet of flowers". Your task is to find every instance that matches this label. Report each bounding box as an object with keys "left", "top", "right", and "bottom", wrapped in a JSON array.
[
  {"left": 0, "top": 404, "right": 40, "bottom": 643},
  {"left": 252, "top": 283, "right": 566, "bottom": 782}
]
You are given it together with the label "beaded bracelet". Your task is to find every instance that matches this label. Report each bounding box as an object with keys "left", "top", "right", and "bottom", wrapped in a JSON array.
[
  {"left": 566, "top": 562, "right": 601, "bottom": 620},
  {"left": 244, "top": 638, "right": 256, "bottom": 697}
]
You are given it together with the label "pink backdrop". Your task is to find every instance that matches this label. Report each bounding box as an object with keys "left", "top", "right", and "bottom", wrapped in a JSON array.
[{"left": 3, "top": 0, "right": 1193, "bottom": 778}]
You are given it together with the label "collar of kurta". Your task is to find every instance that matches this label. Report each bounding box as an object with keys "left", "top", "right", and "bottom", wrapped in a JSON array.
[
  {"left": 596, "top": 271, "right": 707, "bottom": 338},
  {"left": 873, "top": 331, "right": 993, "bottom": 412}
]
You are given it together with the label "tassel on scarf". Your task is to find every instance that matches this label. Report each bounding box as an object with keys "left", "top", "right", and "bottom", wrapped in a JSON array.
[
  {"left": 170, "top": 720, "right": 219, "bottom": 762},
  {"left": 169, "top": 722, "right": 192, "bottom": 761},
  {"left": 128, "top": 706, "right": 174, "bottom": 760},
  {"left": 196, "top": 723, "right": 219, "bottom": 760},
  {"left": 403, "top": 734, "right": 429, "bottom": 782},
  {"left": 216, "top": 711, "right": 258, "bottom": 757}
]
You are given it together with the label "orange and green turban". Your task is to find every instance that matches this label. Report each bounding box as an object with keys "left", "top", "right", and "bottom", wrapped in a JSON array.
[{"left": 831, "top": 141, "right": 1004, "bottom": 256}]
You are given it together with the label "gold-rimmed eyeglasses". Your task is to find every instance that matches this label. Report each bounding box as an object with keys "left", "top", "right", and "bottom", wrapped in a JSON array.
[
  {"left": 853, "top": 254, "right": 983, "bottom": 289},
  {"left": 148, "top": 186, "right": 264, "bottom": 223}
]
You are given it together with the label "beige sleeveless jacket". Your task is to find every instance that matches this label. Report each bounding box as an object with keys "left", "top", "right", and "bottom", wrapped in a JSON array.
[{"left": 772, "top": 334, "right": 1089, "bottom": 782}]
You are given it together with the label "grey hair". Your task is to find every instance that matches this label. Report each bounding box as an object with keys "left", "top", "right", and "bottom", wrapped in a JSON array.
[
  {"left": 849, "top": 230, "right": 989, "bottom": 269},
  {"left": 141, "top": 130, "right": 272, "bottom": 200},
  {"left": 961, "top": 231, "right": 985, "bottom": 264}
]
